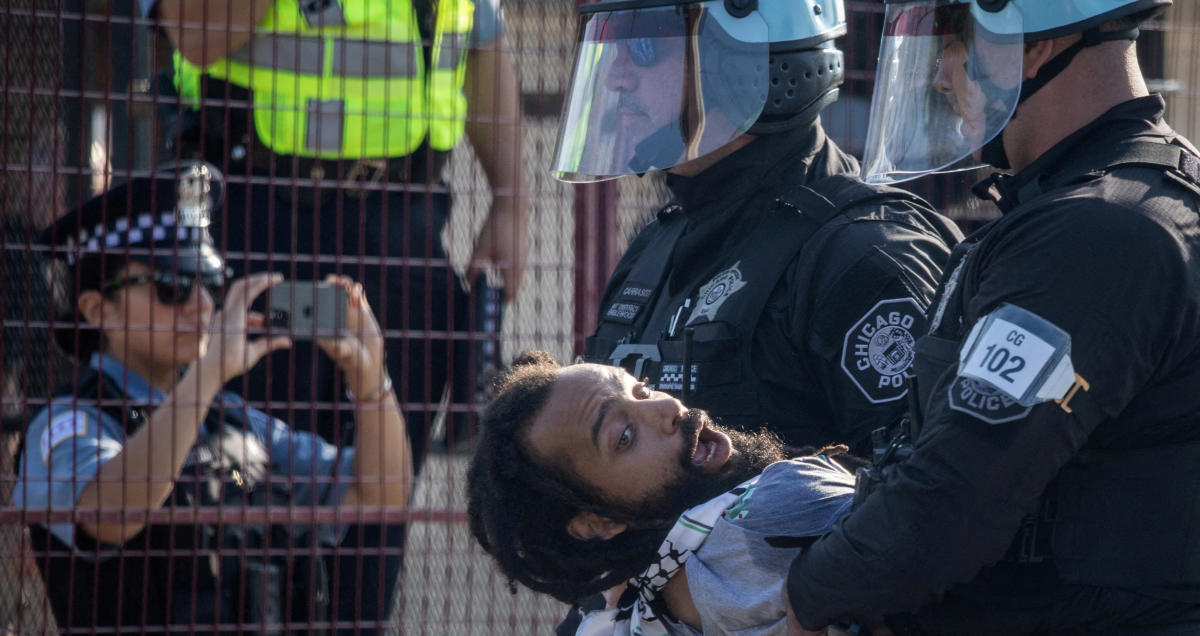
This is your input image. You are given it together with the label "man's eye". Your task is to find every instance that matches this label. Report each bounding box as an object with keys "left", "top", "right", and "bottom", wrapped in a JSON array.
[
  {"left": 635, "top": 381, "right": 652, "bottom": 399},
  {"left": 617, "top": 426, "right": 632, "bottom": 450}
]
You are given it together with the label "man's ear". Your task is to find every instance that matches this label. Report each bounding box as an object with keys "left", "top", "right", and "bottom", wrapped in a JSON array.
[
  {"left": 76, "top": 290, "right": 107, "bottom": 327},
  {"left": 1023, "top": 38, "right": 1059, "bottom": 79},
  {"left": 567, "top": 511, "right": 628, "bottom": 541}
]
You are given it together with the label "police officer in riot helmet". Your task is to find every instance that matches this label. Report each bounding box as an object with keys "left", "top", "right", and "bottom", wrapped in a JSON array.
[
  {"left": 554, "top": 0, "right": 961, "bottom": 456},
  {"left": 786, "top": 1, "right": 1200, "bottom": 634},
  {"left": 14, "top": 163, "right": 413, "bottom": 633}
]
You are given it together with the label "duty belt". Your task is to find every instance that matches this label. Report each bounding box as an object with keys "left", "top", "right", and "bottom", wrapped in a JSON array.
[{"left": 247, "top": 140, "right": 442, "bottom": 195}]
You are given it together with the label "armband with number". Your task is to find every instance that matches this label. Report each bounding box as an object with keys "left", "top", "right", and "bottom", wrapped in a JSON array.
[{"left": 956, "top": 304, "right": 1081, "bottom": 408}]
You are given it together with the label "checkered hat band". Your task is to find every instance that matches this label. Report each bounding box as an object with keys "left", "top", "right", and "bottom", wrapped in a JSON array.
[{"left": 66, "top": 212, "right": 204, "bottom": 264}]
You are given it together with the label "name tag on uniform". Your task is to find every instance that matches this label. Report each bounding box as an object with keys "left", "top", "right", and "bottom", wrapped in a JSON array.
[{"left": 957, "top": 304, "right": 1077, "bottom": 407}]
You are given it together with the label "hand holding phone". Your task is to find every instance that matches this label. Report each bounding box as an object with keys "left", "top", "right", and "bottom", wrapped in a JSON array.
[
  {"left": 309, "top": 276, "right": 389, "bottom": 400},
  {"left": 267, "top": 281, "right": 348, "bottom": 339}
]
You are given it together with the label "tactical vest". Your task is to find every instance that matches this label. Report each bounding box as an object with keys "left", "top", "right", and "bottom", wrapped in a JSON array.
[
  {"left": 28, "top": 368, "right": 329, "bottom": 633},
  {"left": 173, "top": 0, "right": 474, "bottom": 159},
  {"left": 910, "top": 140, "right": 1200, "bottom": 587},
  {"left": 585, "top": 175, "right": 930, "bottom": 434}
]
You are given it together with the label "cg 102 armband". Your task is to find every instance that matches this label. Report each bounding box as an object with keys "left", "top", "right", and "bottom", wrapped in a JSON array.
[{"left": 949, "top": 304, "right": 1091, "bottom": 424}]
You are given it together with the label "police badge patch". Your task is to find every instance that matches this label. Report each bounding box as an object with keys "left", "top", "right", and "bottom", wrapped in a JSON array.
[
  {"left": 948, "top": 377, "right": 1033, "bottom": 424},
  {"left": 686, "top": 262, "right": 748, "bottom": 325},
  {"left": 841, "top": 298, "right": 925, "bottom": 403},
  {"left": 175, "top": 163, "right": 215, "bottom": 228}
]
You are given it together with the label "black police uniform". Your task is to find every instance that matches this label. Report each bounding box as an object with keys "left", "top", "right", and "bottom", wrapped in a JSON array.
[
  {"left": 786, "top": 96, "right": 1200, "bottom": 634},
  {"left": 585, "top": 123, "right": 962, "bottom": 450}
]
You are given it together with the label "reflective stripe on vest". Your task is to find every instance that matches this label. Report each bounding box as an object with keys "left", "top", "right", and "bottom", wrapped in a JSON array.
[{"left": 174, "top": 0, "right": 473, "bottom": 158}]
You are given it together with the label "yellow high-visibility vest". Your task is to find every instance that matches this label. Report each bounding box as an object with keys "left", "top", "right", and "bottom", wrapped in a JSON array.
[{"left": 174, "top": 0, "right": 474, "bottom": 159}]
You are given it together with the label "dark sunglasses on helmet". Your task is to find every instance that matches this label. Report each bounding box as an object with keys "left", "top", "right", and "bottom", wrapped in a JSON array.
[{"left": 101, "top": 270, "right": 227, "bottom": 306}]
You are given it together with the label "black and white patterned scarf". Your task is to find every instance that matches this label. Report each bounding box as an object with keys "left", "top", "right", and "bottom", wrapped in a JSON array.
[{"left": 575, "top": 474, "right": 761, "bottom": 635}]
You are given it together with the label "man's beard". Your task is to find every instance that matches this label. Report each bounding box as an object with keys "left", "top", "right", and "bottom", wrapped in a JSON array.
[{"left": 603, "top": 409, "right": 785, "bottom": 526}]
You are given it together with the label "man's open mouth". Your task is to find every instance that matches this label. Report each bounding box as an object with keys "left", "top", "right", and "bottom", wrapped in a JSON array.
[{"left": 690, "top": 421, "right": 732, "bottom": 471}]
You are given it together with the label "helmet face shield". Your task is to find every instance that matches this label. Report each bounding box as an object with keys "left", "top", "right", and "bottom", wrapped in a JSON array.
[
  {"left": 861, "top": 1, "right": 1024, "bottom": 184},
  {"left": 551, "top": 2, "right": 768, "bottom": 182}
]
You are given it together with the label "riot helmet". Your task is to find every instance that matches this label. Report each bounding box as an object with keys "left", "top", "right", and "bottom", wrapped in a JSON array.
[
  {"left": 551, "top": 0, "right": 848, "bottom": 182},
  {"left": 860, "top": 0, "right": 1171, "bottom": 184}
]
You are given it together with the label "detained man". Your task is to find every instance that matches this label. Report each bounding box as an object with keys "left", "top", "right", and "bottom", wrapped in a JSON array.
[{"left": 466, "top": 351, "right": 857, "bottom": 636}]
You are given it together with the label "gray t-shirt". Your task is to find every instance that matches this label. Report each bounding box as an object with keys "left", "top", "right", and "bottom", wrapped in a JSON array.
[{"left": 669, "top": 456, "right": 856, "bottom": 636}]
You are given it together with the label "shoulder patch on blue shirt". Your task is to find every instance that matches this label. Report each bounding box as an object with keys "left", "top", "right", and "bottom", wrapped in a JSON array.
[{"left": 40, "top": 411, "right": 88, "bottom": 461}]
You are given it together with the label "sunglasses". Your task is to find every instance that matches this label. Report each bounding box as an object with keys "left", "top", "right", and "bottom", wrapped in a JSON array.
[
  {"left": 587, "top": 9, "right": 690, "bottom": 68},
  {"left": 101, "top": 271, "right": 226, "bottom": 306},
  {"left": 626, "top": 37, "right": 658, "bottom": 67}
]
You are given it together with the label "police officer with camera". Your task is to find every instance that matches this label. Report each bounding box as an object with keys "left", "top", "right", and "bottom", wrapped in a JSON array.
[
  {"left": 785, "top": 1, "right": 1200, "bottom": 633},
  {"left": 557, "top": 0, "right": 962, "bottom": 454},
  {"left": 15, "top": 164, "right": 412, "bottom": 633}
]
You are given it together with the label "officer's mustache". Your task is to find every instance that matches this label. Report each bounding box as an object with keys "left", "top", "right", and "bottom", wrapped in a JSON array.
[{"left": 616, "top": 92, "right": 651, "bottom": 119}]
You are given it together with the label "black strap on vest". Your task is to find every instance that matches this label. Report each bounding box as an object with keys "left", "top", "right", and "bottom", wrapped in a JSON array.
[
  {"left": 1029, "top": 140, "right": 1200, "bottom": 200},
  {"left": 593, "top": 203, "right": 688, "bottom": 345}
]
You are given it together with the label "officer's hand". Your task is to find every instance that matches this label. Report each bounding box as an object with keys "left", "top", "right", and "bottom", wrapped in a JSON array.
[
  {"left": 199, "top": 272, "right": 291, "bottom": 383},
  {"left": 314, "top": 275, "right": 388, "bottom": 399},
  {"left": 467, "top": 197, "right": 528, "bottom": 304}
]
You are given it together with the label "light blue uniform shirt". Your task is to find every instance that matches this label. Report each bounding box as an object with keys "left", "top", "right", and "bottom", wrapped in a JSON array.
[{"left": 13, "top": 353, "right": 355, "bottom": 548}]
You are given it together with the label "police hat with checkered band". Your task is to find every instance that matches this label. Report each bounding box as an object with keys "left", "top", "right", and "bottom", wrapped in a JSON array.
[{"left": 41, "top": 162, "right": 227, "bottom": 278}]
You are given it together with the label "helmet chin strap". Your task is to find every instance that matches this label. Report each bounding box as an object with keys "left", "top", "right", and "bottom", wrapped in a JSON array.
[{"left": 980, "top": 26, "right": 1140, "bottom": 170}]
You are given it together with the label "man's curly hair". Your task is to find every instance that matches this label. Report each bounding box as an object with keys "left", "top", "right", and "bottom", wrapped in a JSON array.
[{"left": 466, "top": 351, "right": 669, "bottom": 604}]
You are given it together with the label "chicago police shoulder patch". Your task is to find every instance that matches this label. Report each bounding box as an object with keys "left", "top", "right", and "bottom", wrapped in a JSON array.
[
  {"left": 39, "top": 411, "right": 89, "bottom": 462},
  {"left": 841, "top": 298, "right": 925, "bottom": 403}
]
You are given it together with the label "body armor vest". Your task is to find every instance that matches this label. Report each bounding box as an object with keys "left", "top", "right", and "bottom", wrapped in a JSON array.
[
  {"left": 909, "top": 140, "right": 1200, "bottom": 587},
  {"left": 28, "top": 368, "right": 329, "bottom": 633},
  {"left": 173, "top": 0, "right": 474, "bottom": 158},
  {"left": 586, "top": 174, "right": 927, "bottom": 433}
]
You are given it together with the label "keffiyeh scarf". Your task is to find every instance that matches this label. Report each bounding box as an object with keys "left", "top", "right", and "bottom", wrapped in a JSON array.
[{"left": 576, "top": 475, "right": 761, "bottom": 636}]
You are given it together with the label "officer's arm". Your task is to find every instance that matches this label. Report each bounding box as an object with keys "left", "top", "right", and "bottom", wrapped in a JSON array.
[
  {"left": 155, "top": 0, "right": 273, "bottom": 67},
  {"left": 784, "top": 207, "right": 1182, "bottom": 628},
  {"left": 465, "top": 34, "right": 529, "bottom": 303},
  {"left": 797, "top": 216, "right": 953, "bottom": 446},
  {"left": 77, "top": 273, "right": 290, "bottom": 544},
  {"left": 75, "top": 360, "right": 224, "bottom": 544},
  {"left": 292, "top": 276, "right": 412, "bottom": 510}
]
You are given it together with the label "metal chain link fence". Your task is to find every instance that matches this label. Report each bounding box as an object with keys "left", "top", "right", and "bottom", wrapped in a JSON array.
[{"left": 1, "top": 1, "right": 1198, "bottom": 633}]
